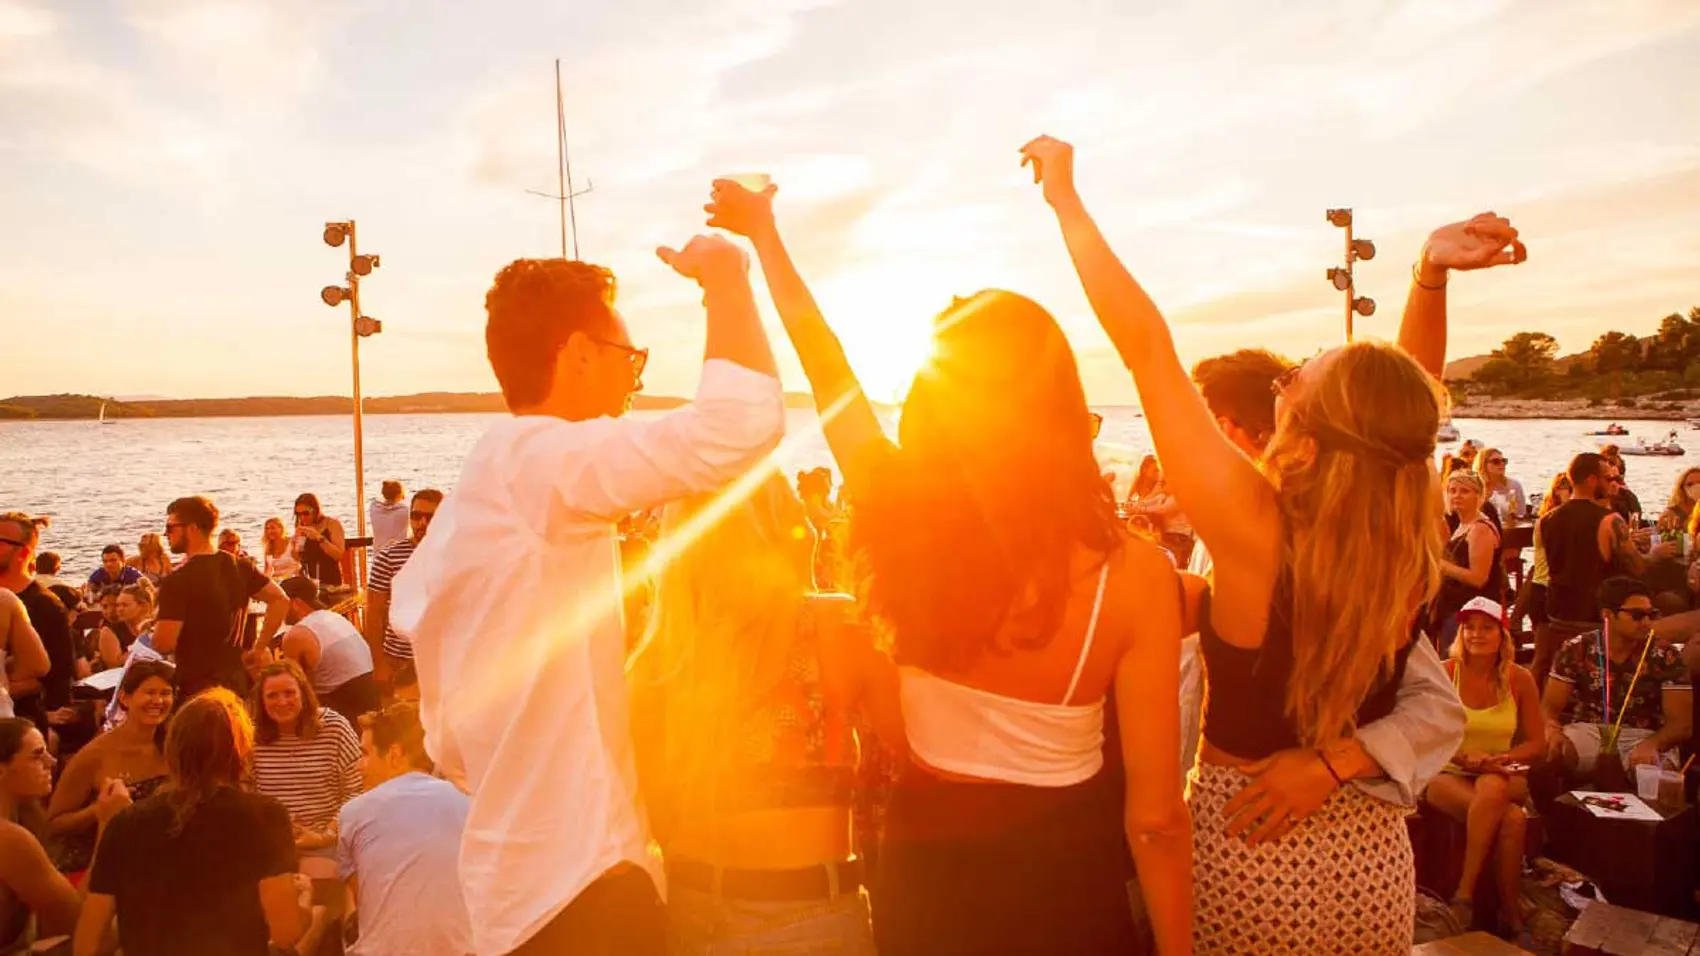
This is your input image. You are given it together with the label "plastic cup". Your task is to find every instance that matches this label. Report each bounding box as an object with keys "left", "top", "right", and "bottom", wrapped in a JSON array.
[
  {"left": 1635, "top": 763, "right": 1662, "bottom": 800},
  {"left": 1658, "top": 769, "right": 1686, "bottom": 807},
  {"left": 722, "top": 173, "right": 771, "bottom": 192}
]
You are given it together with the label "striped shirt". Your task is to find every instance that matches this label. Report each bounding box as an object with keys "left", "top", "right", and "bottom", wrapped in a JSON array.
[
  {"left": 253, "top": 707, "right": 364, "bottom": 831},
  {"left": 368, "top": 538, "right": 417, "bottom": 660}
]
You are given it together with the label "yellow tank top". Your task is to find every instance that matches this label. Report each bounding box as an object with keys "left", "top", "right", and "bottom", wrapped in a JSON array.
[{"left": 1448, "top": 663, "right": 1518, "bottom": 769}]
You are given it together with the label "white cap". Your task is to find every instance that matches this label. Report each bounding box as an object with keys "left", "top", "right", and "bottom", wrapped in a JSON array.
[{"left": 1457, "top": 596, "right": 1504, "bottom": 622}]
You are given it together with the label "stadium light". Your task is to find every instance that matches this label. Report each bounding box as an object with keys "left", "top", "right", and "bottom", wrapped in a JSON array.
[
  {"left": 318, "top": 218, "right": 383, "bottom": 591},
  {"left": 1325, "top": 208, "right": 1375, "bottom": 341}
]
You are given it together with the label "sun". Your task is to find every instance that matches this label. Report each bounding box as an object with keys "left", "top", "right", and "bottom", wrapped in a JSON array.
[{"left": 809, "top": 275, "right": 939, "bottom": 405}]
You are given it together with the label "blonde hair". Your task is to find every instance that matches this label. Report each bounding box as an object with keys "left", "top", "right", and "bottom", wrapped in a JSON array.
[
  {"left": 1448, "top": 610, "right": 1515, "bottom": 699},
  {"left": 1261, "top": 340, "right": 1446, "bottom": 748},
  {"left": 1539, "top": 472, "right": 1572, "bottom": 518},
  {"left": 1669, "top": 469, "right": 1700, "bottom": 513},
  {"left": 137, "top": 532, "right": 166, "bottom": 565},
  {"left": 1473, "top": 447, "right": 1506, "bottom": 487},
  {"left": 1446, "top": 470, "right": 1486, "bottom": 496},
  {"left": 262, "top": 517, "right": 290, "bottom": 558},
  {"left": 628, "top": 472, "right": 818, "bottom": 842}
]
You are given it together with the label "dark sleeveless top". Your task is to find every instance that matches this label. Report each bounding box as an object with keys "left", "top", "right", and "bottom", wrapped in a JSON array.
[
  {"left": 299, "top": 530, "right": 343, "bottom": 587},
  {"left": 1198, "top": 579, "right": 1415, "bottom": 760},
  {"left": 1540, "top": 499, "right": 1613, "bottom": 624},
  {"left": 1431, "top": 519, "right": 1505, "bottom": 628},
  {"left": 110, "top": 620, "right": 137, "bottom": 654}
]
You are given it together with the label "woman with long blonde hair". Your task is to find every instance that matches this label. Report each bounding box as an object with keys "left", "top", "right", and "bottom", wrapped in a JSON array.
[
  {"left": 128, "top": 533, "right": 171, "bottom": 585},
  {"left": 1025, "top": 134, "right": 1521, "bottom": 953},
  {"left": 1424, "top": 599, "right": 1543, "bottom": 935},
  {"left": 629, "top": 473, "right": 899, "bottom": 954},
  {"left": 259, "top": 517, "right": 301, "bottom": 581}
]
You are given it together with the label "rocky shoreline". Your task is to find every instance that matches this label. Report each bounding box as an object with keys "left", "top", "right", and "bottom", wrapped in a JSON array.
[{"left": 1452, "top": 397, "right": 1700, "bottom": 421}]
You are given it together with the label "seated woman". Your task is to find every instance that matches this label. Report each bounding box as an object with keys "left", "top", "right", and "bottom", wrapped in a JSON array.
[
  {"left": 0, "top": 718, "right": 81, "bottom": 952},
  {"left": 630, "top": 474, "right": 901, "bottom": 954},
  {"left": 46, "top": 660, "right": 175, "bottom": 880},
  {"left": 248, "top": 660, "right": 363, "bottom": 879},
  {"left": 75, "top": 690, "right": 311, "bottom": 956},
  {"left": 1422, "top": 599, "right": 1544, "bottom": 935},
  {"left": 95, "top": 583, "right": 154, "bottom": 674}
]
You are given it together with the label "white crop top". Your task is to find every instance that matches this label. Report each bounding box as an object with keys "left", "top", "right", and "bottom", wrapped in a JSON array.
[{"left": 899, "top": 564, "right": 1109, "bottom": 787}]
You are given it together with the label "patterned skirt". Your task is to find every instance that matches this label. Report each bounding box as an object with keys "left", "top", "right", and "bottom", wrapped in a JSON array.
[{"left": 1190, "top": 762, "right": 1414, "bottom": 955}]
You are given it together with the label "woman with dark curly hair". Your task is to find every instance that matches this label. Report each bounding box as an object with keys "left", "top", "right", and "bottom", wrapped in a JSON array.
[{"left": 706, "top": 175, "right": 1189, "bottom": 955}]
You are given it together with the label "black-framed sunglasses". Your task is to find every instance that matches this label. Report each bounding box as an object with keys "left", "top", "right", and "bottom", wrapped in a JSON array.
[
  {"left": 1487, "top": 457, "right": 1508, "bottom": 466},
  {"left": 409, "top": 510, "right": 436, "bottom": 521},
  {"left": 294, "top": 510, "right": 315, "bottom": 519},
  {"left": 0, "top": 536, "right": 26, "bottom": 548},
  {"left": 591, "top": 336, "right": 649, "bottom": 378},
  {"left": 163, "top": 522, "right": 184, "bottom": 534},
  {"left": 1616, "top": 607, "right": 1661, "bottom": 623}
]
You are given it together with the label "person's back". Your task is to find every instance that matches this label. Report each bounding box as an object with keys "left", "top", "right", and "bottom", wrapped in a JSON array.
[
  {"left": 369, "top": 486, "right": 409, "bottom": 555},
  {"left": 156, "top": 551, "right": 267, "bottom": 696},
  {"left": 1541, "top": 498, "right": 1612, "bottom": 625},
  {"left": 390, "top": 245, "right": 784, "bottom": 955},
  {"left": 88, "top": 787, "right": 295, "bottom": 956},
  {"left": 339, "top": 772, "right": 471, "bottom": 956},
  {"left": 296, "top": 609, "right": 375, "bottom": 714}
]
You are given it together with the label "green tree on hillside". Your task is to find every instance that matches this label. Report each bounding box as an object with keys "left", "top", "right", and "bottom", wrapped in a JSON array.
[{"left": 1590, "top": 331, "right": 1641, "bottom": 375}]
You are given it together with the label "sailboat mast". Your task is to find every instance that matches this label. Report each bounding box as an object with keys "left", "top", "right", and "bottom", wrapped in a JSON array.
[{"left": 554, "top": 59, "right": 569, "bottom": 260}]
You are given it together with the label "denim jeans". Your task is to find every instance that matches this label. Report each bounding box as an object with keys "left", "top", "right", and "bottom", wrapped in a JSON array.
[{"left": 665, "top": 882, "right": 874, "bottom": 956}]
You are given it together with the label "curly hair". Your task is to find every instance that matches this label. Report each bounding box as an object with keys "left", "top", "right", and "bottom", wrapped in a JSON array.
[{"left": 485, "top": 258, "right": 618, "bottom": 408}]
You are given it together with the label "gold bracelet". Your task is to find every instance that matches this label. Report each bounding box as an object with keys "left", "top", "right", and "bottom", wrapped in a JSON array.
[{"left": 1412, "top": 261, "right": 1448, "bottom": 291}]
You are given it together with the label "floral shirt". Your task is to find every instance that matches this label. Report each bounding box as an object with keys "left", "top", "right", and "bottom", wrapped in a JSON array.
[{"left": 1552, "top": 630, "right": 1689, "bottom": 731}]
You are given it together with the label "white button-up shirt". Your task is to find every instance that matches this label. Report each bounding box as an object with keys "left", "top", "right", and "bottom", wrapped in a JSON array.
[{"left": 390, "top": 360, "right": 784, "bottom": 955}]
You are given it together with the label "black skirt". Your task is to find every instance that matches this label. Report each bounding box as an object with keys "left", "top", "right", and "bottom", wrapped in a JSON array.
[{"left": 874, "top": 764, "right": 1140, "bottom": 955}]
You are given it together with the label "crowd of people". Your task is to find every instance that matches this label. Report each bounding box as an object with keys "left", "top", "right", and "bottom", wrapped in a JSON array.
[{"left": 2, "top": 134, "right": 1696, "bottom": 956}]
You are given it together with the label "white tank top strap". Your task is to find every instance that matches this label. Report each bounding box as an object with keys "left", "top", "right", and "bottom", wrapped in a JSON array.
[{"left": 1061, "top": 562, "right": 1111, "bottom": 706}]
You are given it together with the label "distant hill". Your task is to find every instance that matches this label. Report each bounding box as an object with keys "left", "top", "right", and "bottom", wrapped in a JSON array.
[
  {"left": 1444, "top": 351, "right": 1588, "bottom": 382},
  {"left": 0, "top": 390, "right": 834, "bottom": 421}
]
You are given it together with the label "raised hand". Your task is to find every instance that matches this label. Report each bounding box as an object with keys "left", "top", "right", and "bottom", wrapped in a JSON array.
[
  {"left": 706, "top": 179, "right": 778, "bottom": 240},
  {"left": 1423, "top": 212, "right": 1528, "bottom": 274},
  {"left": 656, "top": 234, "right": 750, "bottom": 283},
  {"left": 94, "top": 776, "right": 133, "bottom": 824},
  {"left": 1020, "top": 135, "right": 1078, "bottom": 207}
]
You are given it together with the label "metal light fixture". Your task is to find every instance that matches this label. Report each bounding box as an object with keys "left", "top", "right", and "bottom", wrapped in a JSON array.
[
  {"left": 318, "top": 218, "right": 381, "bottom": 590},
  {"left": 1325, "top": 207, "right": 1375, "bottom": 341}
]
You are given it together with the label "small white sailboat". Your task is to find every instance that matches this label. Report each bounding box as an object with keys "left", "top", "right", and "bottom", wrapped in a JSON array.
[{"left": 98, "top": 401, "right": 115, "bottom": 425}]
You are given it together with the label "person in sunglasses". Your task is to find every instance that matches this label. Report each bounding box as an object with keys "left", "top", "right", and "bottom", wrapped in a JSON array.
[
  {"left": 362, "top": 489, "right": 443, "bottom": 688},
  {"left": 1541, "top": 576, "right": 1692, "bottom": 782}
]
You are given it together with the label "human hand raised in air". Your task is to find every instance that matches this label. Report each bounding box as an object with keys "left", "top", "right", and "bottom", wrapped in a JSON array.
[
  {"left": 656, "top": 234, "right": 750, "bottom": 284},
  {"left": 1019, "top": 135, "right": 1078, "bottom": 207},
  {"left": 705, "top": 179, "right": 779, "bottom": 241},
  {"left": 1421, "top": 213, "right": 1528, "bottom": 279}
]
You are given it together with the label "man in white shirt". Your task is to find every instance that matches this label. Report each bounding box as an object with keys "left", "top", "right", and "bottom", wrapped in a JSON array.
[{"left": 390, "top": 235, "right": 785, "bottom": 956}]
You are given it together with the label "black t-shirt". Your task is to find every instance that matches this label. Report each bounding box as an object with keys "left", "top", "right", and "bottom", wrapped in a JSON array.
[
  {"left": 88, "top": 787, "right": 296, "bottom": 956},
  {"left": 16, "top": 581, "right": 74, "bottom": 708},
  {"left": 155, "top": 553, "right": 269, "bottom": 696}
]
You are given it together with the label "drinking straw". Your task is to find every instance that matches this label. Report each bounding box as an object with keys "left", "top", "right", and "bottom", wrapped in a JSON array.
[
  {"left": 1607, "top": 631, "right": 1654, "bottom": 752},
  {"left": 1600, "top": 621, "right": 1612, "bottom": 732},
  {"left": 1681, "top": 753, "right": 1695, "bottom": 776}
]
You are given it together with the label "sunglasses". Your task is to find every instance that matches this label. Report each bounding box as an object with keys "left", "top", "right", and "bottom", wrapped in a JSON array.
[
  {"left": 163, "top": 522, "right": 183, "bottom": 533},
  {"left": 0, "top": 536, "right": 25, "bottom": 548},
  {"left": 1271, "top": 364, "right": 1304, "bottom": 397},
  {"left": 1616, "top": 607, "right": 1661, "bottom": 623},
  {"left": 591, "top": 336, "right": 649, "bottom": 378},
  {"left": 409, "top": 510, "right": 436, "bottom": 521},
  {"left": 294, "top": 510, "right": 315, "bottom": 519},
  {"left": 1487, "top": 457, "right": 1507, "bottom": 466}
]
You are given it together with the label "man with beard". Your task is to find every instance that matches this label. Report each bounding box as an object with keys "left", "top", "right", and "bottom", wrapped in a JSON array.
[
  {"left": 152, "top": 496, "right": 288, "bottom": 698},
  {"left": 0, "top": 513, "right": 64, "bottom": 732}
]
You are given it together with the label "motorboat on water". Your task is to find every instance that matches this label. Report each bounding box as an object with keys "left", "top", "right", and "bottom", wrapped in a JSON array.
[
  {"left": 1436, "top": 423, "right": 1460, "bottom": 443},
  {"left": 1618, "top": 432, "right": 1686, "bottom": 457},
  {"left": 1583, "top": 423, "right": 1630, "bottom": 437}
]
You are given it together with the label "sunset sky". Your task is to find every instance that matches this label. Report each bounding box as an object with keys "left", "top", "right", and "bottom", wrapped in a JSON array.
[{"left": 4, "top": 0, "right": 1698, "bottom": 404}]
